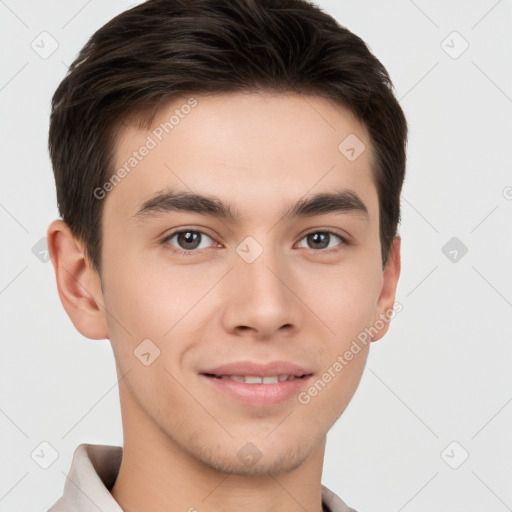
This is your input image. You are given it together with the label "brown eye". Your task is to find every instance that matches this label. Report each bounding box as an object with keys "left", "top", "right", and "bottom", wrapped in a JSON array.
[
  {"left": 297, "top": 231, "right": 346, "bottom": 251},
  {"left": 163, "top": 230, "right": 215, "bottom": 253}
]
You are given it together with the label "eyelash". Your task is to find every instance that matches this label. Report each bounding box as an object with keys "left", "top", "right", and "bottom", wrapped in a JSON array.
[{"left": 161, "top": 229, "right": 348, "bottom": 256}]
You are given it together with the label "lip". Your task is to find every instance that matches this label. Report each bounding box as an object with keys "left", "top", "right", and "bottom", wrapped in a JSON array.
[
  {"left": 200, "top": 360, "right": 313, "bottom": 406},
  {"left": 201, "top": 360, "right": 311, "bottom": 377}
]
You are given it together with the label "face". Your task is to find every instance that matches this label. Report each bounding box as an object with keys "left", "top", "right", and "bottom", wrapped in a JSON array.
[{"left": 95, "top": 92, "right": 399, "bottom": 476}]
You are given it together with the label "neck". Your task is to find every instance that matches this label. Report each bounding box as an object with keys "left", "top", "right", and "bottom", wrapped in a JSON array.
[{"left": 110, "top": 389, "right": 326, "bottom": 512}]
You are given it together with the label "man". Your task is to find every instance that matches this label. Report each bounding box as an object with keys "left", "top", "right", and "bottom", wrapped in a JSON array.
[{"left": 46, "top": 0, "right": 407, "bottom": 510}]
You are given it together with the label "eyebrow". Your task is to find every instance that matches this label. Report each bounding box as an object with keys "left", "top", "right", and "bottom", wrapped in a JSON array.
[{"left": 132, "top": 187, "right": 369, "bottom": 223}]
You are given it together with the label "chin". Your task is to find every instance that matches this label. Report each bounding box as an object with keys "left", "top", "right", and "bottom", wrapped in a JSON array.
[
  {"left": 205, "top": 449, "right": 308, "bottom": 477},
  {"left": 187, "top": 434, "right": 320, "bottom": 477}
]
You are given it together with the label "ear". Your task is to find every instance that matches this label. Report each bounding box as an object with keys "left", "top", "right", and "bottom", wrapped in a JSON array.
[
  {"left": 47, "top": 219, "right": 109, "bottom": 340},
  {"left": 371, "top": 235, "right": 401, "bottom": 343}
]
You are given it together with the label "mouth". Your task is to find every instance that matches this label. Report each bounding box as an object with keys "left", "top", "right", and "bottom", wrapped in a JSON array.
[
  {"left": 203, "top": 374, "right": 308, "bottom": 384},
  {"left": 200, "top": 361, "right": 313, "bottom": 405}
]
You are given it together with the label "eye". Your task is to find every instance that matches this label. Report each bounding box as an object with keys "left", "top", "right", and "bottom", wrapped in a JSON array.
[
  {"left": 296, "top": 231, "right": 347, "bottom": 252},
  {"left": 162, "top": 228, "right": 347, "bottom": 257},
  {"left": 163, "top": 229, "right": 217, "bottom": 255}
]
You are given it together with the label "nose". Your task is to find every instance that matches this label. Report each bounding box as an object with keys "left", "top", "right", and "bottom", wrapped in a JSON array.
[{"left": 221, "top": 245, "right": 303, "bottom": 341}]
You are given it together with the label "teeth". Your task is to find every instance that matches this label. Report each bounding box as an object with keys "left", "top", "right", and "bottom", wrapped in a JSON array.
[
  {"left": 245, "top": 376, "right": 263, "bottom": 384},
  {"left": 219, "top": 375, "right": 297, "bottom": 384}
]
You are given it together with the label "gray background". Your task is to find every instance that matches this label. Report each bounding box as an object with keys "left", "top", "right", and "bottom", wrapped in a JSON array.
[{"left": 1, "top": 0, "right": 511, "bottom": 510}]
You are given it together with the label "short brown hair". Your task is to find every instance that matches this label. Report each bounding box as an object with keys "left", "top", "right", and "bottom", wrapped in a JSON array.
[{"left": 49, "top": 0, "right": 407, "bottom": 273}]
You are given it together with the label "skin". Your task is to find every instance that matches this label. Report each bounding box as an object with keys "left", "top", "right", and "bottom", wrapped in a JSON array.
[{"left": 47, "top": 92, "right": 400, "bottom": 512}]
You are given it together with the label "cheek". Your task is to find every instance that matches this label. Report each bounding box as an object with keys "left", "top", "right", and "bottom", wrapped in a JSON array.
[
  {"left": 296, "top": 259, "right": 380, "bottom": 405},
  {"left": 295, "top": 347, "right": 369, "bottom": 430},
  {"left": 101, "top": 227, "right": 382, "bottom": 355},
  {"left": 305, "top": 261, "right": 382, "bottom": 337},
  {"left": 100, "top": 248, "right": 218, "bottom": 360},
  {"left": 102, "top": 267, "right": 160, "bottom": 337}
]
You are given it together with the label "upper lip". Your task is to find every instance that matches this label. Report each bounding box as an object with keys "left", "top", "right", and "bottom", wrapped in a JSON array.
[{"left": 201, "top": 361, "right": 312, "bottom": 377}]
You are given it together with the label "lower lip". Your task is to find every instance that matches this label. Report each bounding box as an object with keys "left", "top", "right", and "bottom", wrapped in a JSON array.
[{"left": 201, "top": 375, "right": 312, "bottom": 406}]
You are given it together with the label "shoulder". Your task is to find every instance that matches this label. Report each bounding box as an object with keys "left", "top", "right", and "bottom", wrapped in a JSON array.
[{"left": 322, "top": 484, "right": 359, "bottom": 512}]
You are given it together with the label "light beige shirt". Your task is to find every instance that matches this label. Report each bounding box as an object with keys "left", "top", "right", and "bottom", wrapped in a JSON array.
[{"left": 47, "top": 444, "right": 358, "bottom": 512}]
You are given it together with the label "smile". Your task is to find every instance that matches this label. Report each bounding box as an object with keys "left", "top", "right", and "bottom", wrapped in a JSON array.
[
  {"left": 207, "top": 374, "right": 304, "bottom": 384},
  {"left": 200, "top": 361, "right": 313, "bottom": 406}
]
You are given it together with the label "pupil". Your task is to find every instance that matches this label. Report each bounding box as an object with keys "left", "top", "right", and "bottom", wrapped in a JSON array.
[
  {"left": 309, "top": 232, "right": 329, "bottom": 249},
  {"left": 179, "top": 231, "right": 200, "bottom": 250}
]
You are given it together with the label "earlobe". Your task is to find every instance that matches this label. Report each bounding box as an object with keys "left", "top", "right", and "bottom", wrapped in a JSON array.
[
  {"left": 371, "top": 235, "right": 401, "bottom": 343},
  {"left": 47, "top": 219, "right": 109, "bottom": 340}
]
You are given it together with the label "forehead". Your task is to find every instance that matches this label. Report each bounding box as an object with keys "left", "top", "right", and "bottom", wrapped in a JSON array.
[{"left": 106, "top": 91, "right": 377, "bottom": 226}]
